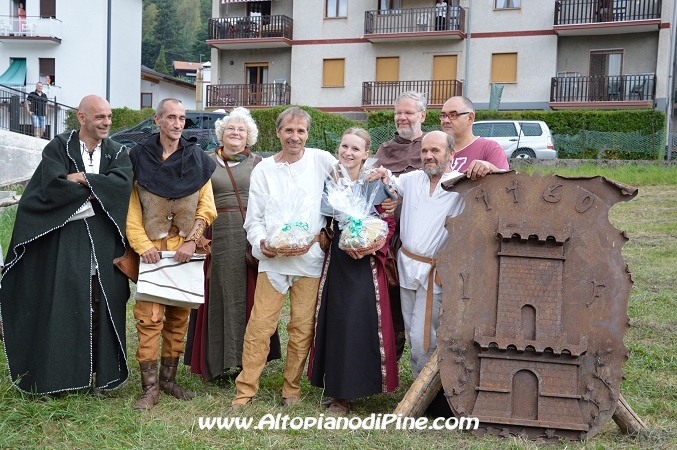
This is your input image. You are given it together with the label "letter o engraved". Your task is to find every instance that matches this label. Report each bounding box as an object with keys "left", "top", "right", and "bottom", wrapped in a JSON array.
[
  {"left": 542, "top": 182, "right": 563, "bottom": 203},
  {"left": 476, "top": 189, "right": 492, "bottom": 211},
  {"left": 576, "top": 191, "right": 594, "bottom": 213}
]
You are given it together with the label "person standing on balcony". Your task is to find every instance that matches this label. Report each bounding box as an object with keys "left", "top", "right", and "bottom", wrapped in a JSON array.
[
  {"left": 597, "top": 0, "right": 612, "bottom": 22},
  {"left": 440, "top": 96, "right": 509, "bottom": 178},
  {"left": 372, "top": 90, "right": 428, "bottom": 363},
  {"left": 17, "top": 3, "right": 26, "bottom": 34},
  {"left": 26, "top": 82, "right": 48, "bottom": 138},
  {"left": 435, "top": 0, "right": 448, "bottom": 31}
]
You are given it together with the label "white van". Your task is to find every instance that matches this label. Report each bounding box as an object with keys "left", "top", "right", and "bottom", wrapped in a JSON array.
[{"left": 472, "top": 120, "right": 557, "bottom": 159}]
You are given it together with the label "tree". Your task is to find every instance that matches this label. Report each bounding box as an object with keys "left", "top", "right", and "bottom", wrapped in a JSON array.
[
  {"left": 177, "top": 0, "right": 201, "bottom": 62},
  {"left": 148, "top": 0, "right": 183, "bottom": 66},
  {"left": 191, "top": 23, "right": 211, "bottom": 63},
  {"left": 153, "top": 46, "right": 170, "bottom": 75},
  {"left": 142, "top": 2, "right": 158, "bottom": 43}
]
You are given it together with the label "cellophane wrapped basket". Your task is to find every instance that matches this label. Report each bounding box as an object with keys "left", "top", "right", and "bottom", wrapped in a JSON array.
[
  {"left": 264, "top": 185, "right": 316, "bottom": 257},
  {"left": 324, "top": 170, "right": 388, "bottom": 254}
]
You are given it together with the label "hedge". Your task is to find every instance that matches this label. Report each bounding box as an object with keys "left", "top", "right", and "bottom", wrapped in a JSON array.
[
  {"left": 249, "top": 105, "right": 361, "bottom": 153},
  {"left": 65, "top": 107, "right": 156, "bottom": 134},
  {"left": 367, "top": 108, "right": 665, "bottom": 135}
]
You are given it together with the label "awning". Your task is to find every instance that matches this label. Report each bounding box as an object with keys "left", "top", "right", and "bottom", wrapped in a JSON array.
[{"left": 0, "top": 59, "right": 26, "bottom": 87}]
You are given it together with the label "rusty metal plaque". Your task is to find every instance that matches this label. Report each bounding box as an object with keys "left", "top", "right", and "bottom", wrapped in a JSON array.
[{"left": 437, "top": 171, "right": 637, "bottom": 441}]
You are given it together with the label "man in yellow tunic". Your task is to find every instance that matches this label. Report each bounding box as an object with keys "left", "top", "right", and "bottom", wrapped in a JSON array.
[{"left": 126, "top": 98, "right": 217, "bottom": 410}]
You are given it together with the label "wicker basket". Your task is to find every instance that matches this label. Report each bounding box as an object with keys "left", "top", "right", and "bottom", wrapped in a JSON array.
[
  {"left": 269, "top": 241, "right": 315, "bottom": 257},
  {"left": 339, "top": 235, "right": 387, "bottom": 256}
]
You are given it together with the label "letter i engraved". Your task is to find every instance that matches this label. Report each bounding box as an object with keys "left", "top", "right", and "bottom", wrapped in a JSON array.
[
  {"left": 587, "top": 280, "right": 606, "bottom": 307},
  {"left": 475, "top": 189, "right": 492, "bottom": 211},
  {"left": 506, "top": 180, "right": 519, "bottom": 203},
  {"left": 460, "top": 273, "right": 470, "bottom": 300}
]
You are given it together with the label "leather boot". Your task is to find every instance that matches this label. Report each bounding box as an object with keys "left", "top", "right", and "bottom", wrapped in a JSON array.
[
  {"left": 159, "top": 356, "right": 196, "bottom": 400},
  {"left": 134, "top": 360, "right": 159, "bottom": 411}
]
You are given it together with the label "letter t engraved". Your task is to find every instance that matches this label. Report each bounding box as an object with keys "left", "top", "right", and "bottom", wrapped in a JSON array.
[
  {"left": 587, "top": 280, "right": 606, "bottom": 307},
  {"left": 460, "top": 273, "right": 470, "bottom": 300},
  {"left": 476, "top": 189, "right": 492, "bottom": 211},
  {"left": 506, "top": 180, "right": 519, "bottom": 203}
]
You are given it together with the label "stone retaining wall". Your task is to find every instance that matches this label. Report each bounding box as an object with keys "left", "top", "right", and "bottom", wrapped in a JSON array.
[{"left": 0, "top": 130, "right": 46, "bottom": 187}]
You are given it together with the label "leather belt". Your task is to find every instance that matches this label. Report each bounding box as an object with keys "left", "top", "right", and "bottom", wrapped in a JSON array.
[
  {"left": 400, "top": 246, "right": 441, "bottom": 353},
  {"left": 160, "top": 225, "right": 180, "bottom": 251},
  {"left": 217, "top": 207, "right": 245, "bottom": 213}
]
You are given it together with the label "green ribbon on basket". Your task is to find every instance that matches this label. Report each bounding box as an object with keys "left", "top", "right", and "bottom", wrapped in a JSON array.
[
  {"left": 282, "top": 221, "right": 309, "bottom": 232},
  {"left": 347, "top": 217, "right": 363, "bottom": 238}
]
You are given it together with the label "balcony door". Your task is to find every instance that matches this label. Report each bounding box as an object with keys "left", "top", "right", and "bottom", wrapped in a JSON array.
[
  {"left": 431, "top": 55, "right": 457, "bottom": 104},
  {"left": 589, "top": 49, "right": 623, "bottom": 101},
  {"left": 247, "top": 2, "right": 271, "bottom": 16},
  {"left": 246, "top": 63, "right": 268, "bottom": 106}
]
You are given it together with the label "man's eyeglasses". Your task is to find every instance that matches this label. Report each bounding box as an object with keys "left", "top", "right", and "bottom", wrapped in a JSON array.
[
  {"left": 394, "top": 111, "right": 421, "bottom": 117},
  {"left": 438, "top": 111, "right": 471, "bottom": 121}
]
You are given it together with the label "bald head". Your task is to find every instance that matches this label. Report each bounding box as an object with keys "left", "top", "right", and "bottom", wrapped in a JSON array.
[
  {"left": 421, "top": 130, "right": 455, "bottom": 177},
  {"left": 422, "top": 130, "right": 455, "bottom": 154},
  {"left": 77, "top": 95, "right": 112, "bottom": 147}
]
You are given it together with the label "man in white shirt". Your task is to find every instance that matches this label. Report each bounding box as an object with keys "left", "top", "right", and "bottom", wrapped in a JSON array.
[
  {"left": 232, "top": 107, "right": 337, "bottom": 408},
  {"left": 394, "top": 130, "right": 465, "bottom": 377}
]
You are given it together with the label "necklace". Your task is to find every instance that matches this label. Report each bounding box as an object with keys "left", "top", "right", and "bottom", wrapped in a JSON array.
[{"left": 81, "top": 145, "right": 96, "bottom": 168}]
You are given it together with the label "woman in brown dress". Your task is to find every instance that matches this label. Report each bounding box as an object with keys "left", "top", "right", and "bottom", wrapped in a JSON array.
[{"left": 186, "top": 107, "right": 280, "bottom": 381}]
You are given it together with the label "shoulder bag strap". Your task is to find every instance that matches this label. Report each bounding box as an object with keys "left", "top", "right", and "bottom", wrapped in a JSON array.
[{"left": 223, "top": 158, "right": 247, "bottom": 223}]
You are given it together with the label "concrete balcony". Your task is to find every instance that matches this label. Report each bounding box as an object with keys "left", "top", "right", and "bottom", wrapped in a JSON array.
[
  {"left": 364, "top": 6, "right": 465, "bottom": 43},
  {"left": 549, "top": 73, "right": 656, "bottom": 109},
  {"left": 362, "top": 79, "right": 463, "bottom": 108},
  {"left": 0, "top": 16, "right": 62, "bottom": 43},
  {"left": 553, "top": 0, "right": 662, "bottom": 36},
  {"left": 207, "top": 15, "right": 292, "bottom": 50},
  {"left": 206, "top": 83, "right": 290, "bottom": 109}
]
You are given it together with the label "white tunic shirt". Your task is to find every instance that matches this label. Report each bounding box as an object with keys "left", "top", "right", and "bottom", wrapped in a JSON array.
[
  {"left": 394, "top": 170, "right": 465, "bottom": 293},
  {"left": 245, "top": 147, "right": 336, "bottom": 290}
]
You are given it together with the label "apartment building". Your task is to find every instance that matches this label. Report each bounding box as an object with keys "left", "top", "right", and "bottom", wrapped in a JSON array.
[
  {"left": 0, "top": 0, "right": 141, "bottom": 108},
  {"left": 207, "top": 0, "right": 674, "bottom": 119}
]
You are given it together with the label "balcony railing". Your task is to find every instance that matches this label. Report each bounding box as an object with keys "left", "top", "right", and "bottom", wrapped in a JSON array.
[
  {"left": 554, "top": 0, "right": 661, "bottom": 25},
  {"left": 0, "top": 84, "right": 74, "bottom": 139},
  {"left": 365, "top": 6, "right": 465, "bottom": 35},
  {"left": 208, "top": 15, "right": 292, "bottom": 40},
  {"left": 206, "top": 83, "right": 291, "bottom": 108},
  {"left": 550, "top": 74, "right": 656, "bottom": 102},
  {"left": 0, "top": 15, "right": 62, "bottom": 39},
  {"left": 362, "top": 80, "right": 463, "bottom": 107}
]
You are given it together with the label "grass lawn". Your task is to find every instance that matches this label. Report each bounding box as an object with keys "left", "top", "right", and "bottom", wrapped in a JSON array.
[{"left": 0, "top": 166, "right": 676, "bottom": 449}]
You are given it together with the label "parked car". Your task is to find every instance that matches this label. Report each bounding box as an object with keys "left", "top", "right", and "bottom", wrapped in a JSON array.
[
  {"left": 110, "top": 111, "right": 228, "bottom": 151},
  {"left": 472, "top": 120, "right": 557, "bottom": 159}
]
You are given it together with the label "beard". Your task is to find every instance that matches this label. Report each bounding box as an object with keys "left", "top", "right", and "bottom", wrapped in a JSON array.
[
  {"left": 423, "top": 155, "right": 451, "bottom": 177},
  {"left": 397, "top": 119, "right": 422, "bottom": 141}
]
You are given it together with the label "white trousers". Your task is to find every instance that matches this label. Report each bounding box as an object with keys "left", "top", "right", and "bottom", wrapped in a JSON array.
[{"left": 400, "top": 285, "right": 442, "bottom": 378}]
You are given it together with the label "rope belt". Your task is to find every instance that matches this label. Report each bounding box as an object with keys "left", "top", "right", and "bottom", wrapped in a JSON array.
[{"left": 400, "top": 246, "right": 441, "bottom": 353}]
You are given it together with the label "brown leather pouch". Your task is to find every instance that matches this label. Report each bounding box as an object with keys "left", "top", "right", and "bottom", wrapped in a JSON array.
[{"left": 113, "top": 245, "right": 140, "bottom": 283}]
